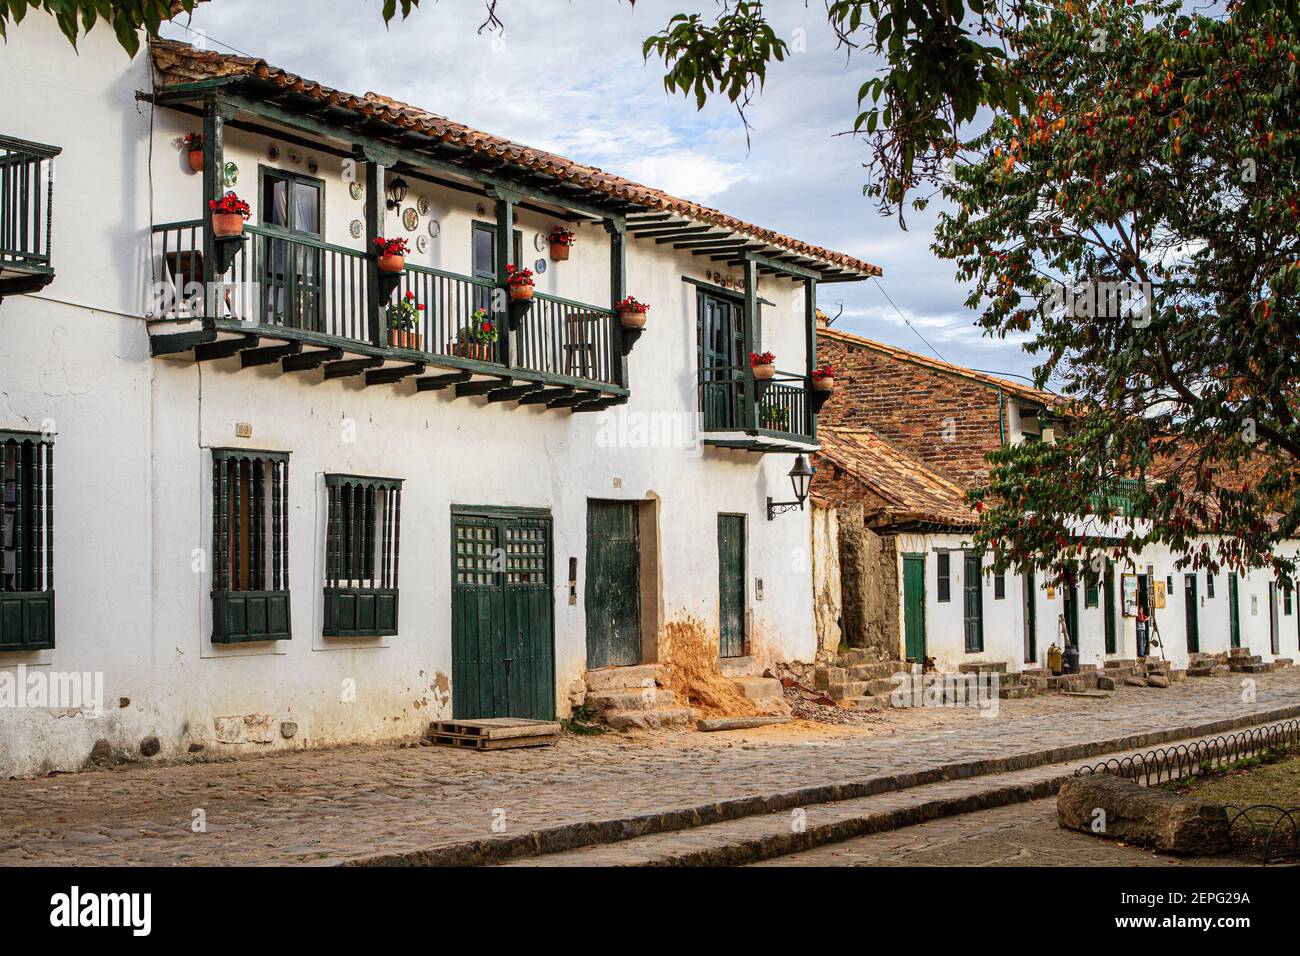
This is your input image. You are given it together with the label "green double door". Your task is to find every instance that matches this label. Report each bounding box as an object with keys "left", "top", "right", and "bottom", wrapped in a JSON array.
[
  {"left": 451, "top": 508, "right": 555, "bottom": 720},
  {"left": 585, "top": 500, "right": 643, "bottom": 669}
]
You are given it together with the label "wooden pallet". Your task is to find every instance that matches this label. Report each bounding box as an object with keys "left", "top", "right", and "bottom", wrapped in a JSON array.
[{"left": 428, "top": 718, "right": 560, "bottom": 751}]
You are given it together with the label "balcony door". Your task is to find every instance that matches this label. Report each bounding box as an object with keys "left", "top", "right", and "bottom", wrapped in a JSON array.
[
  {"left": 697, "top": 291, "right": 745, "bottom": 430},
  {"left": 261, "top": 168, "right": 323, "bottom": 332}
]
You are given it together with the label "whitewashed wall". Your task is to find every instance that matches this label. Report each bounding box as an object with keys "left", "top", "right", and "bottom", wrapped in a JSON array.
[
  {"left": 893, "top": 532, "right": 1300, "bottom": 674},
  {"left": 0, "top": 20, "right": 819, "bottom": 776}
]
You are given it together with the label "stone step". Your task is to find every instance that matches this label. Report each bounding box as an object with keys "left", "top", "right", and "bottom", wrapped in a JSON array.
[
  {"left": 585, "top": 688, "right": 678, "bottom": 712},
  {"left": 731, "top": 676, "right": 783, "bottom": 701},
  {"left": 603, "top": 707, "right": 696, "bottom": 731},
  {"left": 1231, "top": 662, "right": 1271, "bottom": 674},
  {"left": 1229, "top": 655, "right": 1262, "bottom": 666},
  {"left": 958, "top": 661, "right": 1007, "bottom": 674},
  {"left": 584, "top": 664, "right": 665, "bottom": 693},
  {"left": 998, "top": 684, "right": 1035, "bottom": 700},
  {"left": 1103, "top": 659, "right": 1138, "bottom": 669},
  {"left": 847, "top": 661, "right": 905, "bottom": 682},
  {"left": 1273, "top": 658, "right": 1294, "bottom": 670},
  {"left": 1187, "top": 663, "right": 1231, "bottom": 677},
  {"left": 1229, "top": 646, "right": 1253, "bottom": 658}
]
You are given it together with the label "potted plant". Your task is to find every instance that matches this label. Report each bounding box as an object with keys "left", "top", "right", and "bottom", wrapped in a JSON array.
[
  {"left": 760, "top": 405, "right": 790, "bottom": 431},
  {"left": 208, "top": 193, "right": 251, "bottom": 238},
  {"left": 548, "top": 225, "right": 576, "bottom": 261},
  {"left": 373, "top": 236, "right": 409, "bottom": 274},
  {"left": 506, "top": 264, "right": 534, "bottom": 300},
  {"left": 451, "top": 309, "right": 498, "bottom": 361},
  {"left": 616, "top": 295, "right": 649, "bottom": 329},
  {"left": 811, "top": 362, "right": 836, "bottom": 391},
  {"left": 184, "top": 132, "right": 204, "bottom": 173},
  {"left": 388, "top": 291, "right": 425, "bottom": 350},
  {"left": 750, "top": 350, "right": 777, "bottom": 380}
]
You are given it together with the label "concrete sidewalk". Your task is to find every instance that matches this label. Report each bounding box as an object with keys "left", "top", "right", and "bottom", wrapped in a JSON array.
[{"left": 0, "top": 669, "right": 1296, "bottom": 866}]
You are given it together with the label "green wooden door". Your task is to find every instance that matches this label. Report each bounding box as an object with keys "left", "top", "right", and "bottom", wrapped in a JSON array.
[
  {"left": 1184, "top": 573, "right": 1199, "bottom": 653},
  {"left": 1062, "top": 579, "right": 1079, "bottom": 647},
  {"left": 1103, "top": 562, "right": 1117, "bottom": 654},
  {"left": 1229, "top": 574, "right": 1241, "bottom": 648},
  {"left": 717, "top": 514, "right": 747, "bottom": 658},
  {"left": 698, "top": 292, "right": 744, "bottom": 430},
  {"left": 903, "top": 554, "right": 926, "bottom": 661},
  {"left": 585, "top": 500, "right": 642, "bottom": 668},
  {"left": 451, "top": 508, "right": 555, "bottom": 720},
  {"left": 1023, "top": 571, "right": 1037, "bottom": 662},
  {"left": 962, "top": 551, "right": 984, "bottom": 652}
]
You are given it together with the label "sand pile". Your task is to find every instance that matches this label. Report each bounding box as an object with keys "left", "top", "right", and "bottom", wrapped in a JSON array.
[{"left": 659, "top": 619, "right": 760, "bottom": 718}]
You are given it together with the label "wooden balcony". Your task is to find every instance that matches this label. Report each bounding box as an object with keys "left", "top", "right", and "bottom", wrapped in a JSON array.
[
  {"left": 147, "top": 221, "right": 628, "bottom": 412},
  {"left": 0, "top": 135, "right": 61, "bottom": 303},
  {"left": 699, "top": 366, "right": 820, "bottom": 451}
]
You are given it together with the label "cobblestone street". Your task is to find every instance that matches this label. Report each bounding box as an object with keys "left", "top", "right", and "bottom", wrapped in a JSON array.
[
  {"left": 751, "top": 797, "right": 1251, "bottom": 867},
  {"left": 1, "top": 669, "right": 1296, "bottom": 866}
]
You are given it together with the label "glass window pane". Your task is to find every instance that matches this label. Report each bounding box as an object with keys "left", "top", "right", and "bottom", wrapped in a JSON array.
[
  {"left": 294, "top": 182, "right": 320, "bottom": 234},
  {"left": 263, "top": 175, "right": 289, "bottom": 228}
]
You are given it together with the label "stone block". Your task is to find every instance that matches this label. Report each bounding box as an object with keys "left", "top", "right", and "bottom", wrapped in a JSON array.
[{"left": 1057, "top": 775, "right": 1229, "bottom": 854}]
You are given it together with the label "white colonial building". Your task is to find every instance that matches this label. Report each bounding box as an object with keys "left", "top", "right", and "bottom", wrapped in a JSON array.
[{"left": 0, "top": 20, "right": 876, "bottom": 775}]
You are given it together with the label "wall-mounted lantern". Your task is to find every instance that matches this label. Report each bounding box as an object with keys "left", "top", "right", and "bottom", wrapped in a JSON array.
[
  {"left": 766, "top": 454, "right": 815, "bottom": 520},
  {"left": 385, "top": 176, "right": 409, "bottom": 211}
]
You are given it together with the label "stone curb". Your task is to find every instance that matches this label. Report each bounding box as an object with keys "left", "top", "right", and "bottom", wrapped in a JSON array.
[{"left": 343, "top": 703, "right": 1300, "bottom": 867}]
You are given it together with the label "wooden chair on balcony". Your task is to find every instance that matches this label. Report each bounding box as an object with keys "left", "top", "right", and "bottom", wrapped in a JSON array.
[{"left": 563, "top": 311, "right": 601, "bottom": 380}]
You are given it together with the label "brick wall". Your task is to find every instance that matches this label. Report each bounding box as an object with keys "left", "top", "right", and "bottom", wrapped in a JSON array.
[{"left": 817, "top": 334, "right": 1006, "bottom": 486}]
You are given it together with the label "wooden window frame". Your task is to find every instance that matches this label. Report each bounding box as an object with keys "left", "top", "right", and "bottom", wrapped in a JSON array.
[
  {"left": 210, "top": 448, "right": 291, "bottom": 644},
  {"left": 323, "top": 474, "right": 403, "bottom": 637},
  {"left": 993, "top": 571, "right": 1005, "bottom": 601},
  {"left": 936, "top": 550, "right": 951, "bottom": 603},
  {"left": 0, "top": 430, "right": 54, "bottom": 651}
]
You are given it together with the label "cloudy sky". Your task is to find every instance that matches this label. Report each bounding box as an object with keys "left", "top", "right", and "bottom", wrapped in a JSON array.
[{"left": 160, "top": 0, "right": 1045, "bottom": 386}]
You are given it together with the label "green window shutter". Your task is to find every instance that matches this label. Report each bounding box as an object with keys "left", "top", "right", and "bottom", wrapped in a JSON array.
[
  {"left": 211, "top": 448, "right": 291, "bottom": 644},
  {"left": 323, "top": 474, "right": 402, "bottom": 637},
  {"left": 937, "top": 551, "right": 951, "bottom": 602},
  {"left": 0, "top": 431, "right": 55, "bottom": 652},
  {"left": 1207, "top": 574, "right": 1215, "bottom": 599},
  {"left": 1085, "top": 582, "right": 1099, "bottom": 608},
  {"left": 993, "top": 572, "right": 1005, "bottom": 600}
]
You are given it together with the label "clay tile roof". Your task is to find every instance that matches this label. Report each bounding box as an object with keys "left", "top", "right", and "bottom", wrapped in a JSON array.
[
  {"left": 816, "top": 425, "right": 976, "bottom": 529},
  {"left": 818, "top": 326, "right": 1064, "bottom": 408},
  {"left": 148, "top": 38, "right": 880, "bottom": 279}
]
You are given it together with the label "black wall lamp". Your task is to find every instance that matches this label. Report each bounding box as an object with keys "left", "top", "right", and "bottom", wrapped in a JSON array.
[
  {"left": 385, "top": 176, "right": 409, "bottom": 211},
  {"left": 767, "top": 454, "right": 815, "bottom": 520}
]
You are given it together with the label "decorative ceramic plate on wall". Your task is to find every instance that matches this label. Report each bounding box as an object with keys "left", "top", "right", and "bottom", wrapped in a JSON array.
[
  {"left": 416, "top": 234, "right": 429, "bottom": 254},
  {"left": 267, "top": 144, "right": 280, "bottom": 161},
  {"left": 223, "top": 161, "right": 239, "bottom": 187},
  {"left": 349, "top": 181, "right": 364, "bottom": 201},
  {"left": 349, "top": 219, "right": 363, "bottom": 239},
  {"left": 402, "top": 207, "right": 419, "bottom": 232},
  {"left": 535, "top": 259, "right": 547, "bottom": 274},
  {"left": 533, "top": 231, "right": 547, "bottom": 252},
  {"left": 416, "top": 196, "right": 431, "bottom": 216},
  {"left": 427, "top": 219, "right": 441, "bottom": 239},
  {"left": 307, "top": 157, "right": 319, "bottom": 174}
]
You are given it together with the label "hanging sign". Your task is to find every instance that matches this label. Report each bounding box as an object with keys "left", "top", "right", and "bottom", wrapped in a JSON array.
[{"left": 1153, "top": 580, "right": 1167, "bottom": 609}]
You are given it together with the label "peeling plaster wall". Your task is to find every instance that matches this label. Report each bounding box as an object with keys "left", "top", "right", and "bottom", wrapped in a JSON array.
[
  {"left": 810, "top": 503, "right": 841, "bottom": 658},
  {"left": 0, "top": 21, "right": 819, "bottom": 777}
]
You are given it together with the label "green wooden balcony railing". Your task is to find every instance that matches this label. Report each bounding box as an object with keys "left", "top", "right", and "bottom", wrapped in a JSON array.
[
  {"left": 0, "top": 135, "right": 60, "bottom": 277},
  {"left": 150, "top": 220, "right": 621, "bottom": 388},
  {"left": 698, "top": 366, "right": 815, "bottom": 442}
]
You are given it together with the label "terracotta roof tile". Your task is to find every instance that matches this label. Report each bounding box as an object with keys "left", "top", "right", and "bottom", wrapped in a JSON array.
[
  {"left": 149, "top": 38, "right": 880, "bottom": 278},
  {"left": 816, "top": 425, "right": 976, "bottom": 528}
]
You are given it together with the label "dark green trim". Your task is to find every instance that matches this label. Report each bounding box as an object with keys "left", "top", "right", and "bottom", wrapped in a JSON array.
[
  {"left": 211, "top": 447, "right": 290, "bottom": 463},
  {"left": 323, "top": 587, "right": 398, "bottom": 638},
  {"left": 0, "top": 591, "right": 55, "bottom": 652},
  {"left": 256, "top": 164, "right": 327, "bottom": 238},
  {"left": 212, "top": 590, "right": 291, "bottom": 644},
  {"left": 324, "top": 473, "right": 403, "bottom": 490},
  {"left": 682, "top": 275, "right": 775, "bottom": 306},
  {"left": 0, "top": 429, "right": 51, "bottom": 445},
  {"left": 451, "top": 504, "right": 551, "bottom": 519}
]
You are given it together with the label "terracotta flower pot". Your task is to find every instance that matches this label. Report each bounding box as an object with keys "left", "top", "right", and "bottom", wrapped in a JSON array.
[
  {"left": 619, "top": 309, "right": 646, "bottom": 329},
  {"left": 451, "top": 341, "right": 491, "bottom": 361},
  {"left": 377, "top": 255, "right": 405, "bottom": 274},
  {"left": 509, "top": 283, "right": 534, "bottom": 301},
  {"left": 391, "top": 330, "right": 422, "bottom": 350},
  {"left": 188, "top": 149, "right": 204, "bottom": 173},
  {"left": 752, "top": 363, "right": 776, "bottom": 380},
  {"left": 211, "top": 213, "right": 245, "bottom": 238},
  {"left": 812, "top": 377, "right": 835, "bottom": 392},
  {"left": 550, "top": 241, "right": 571, "bottom": 261}
]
